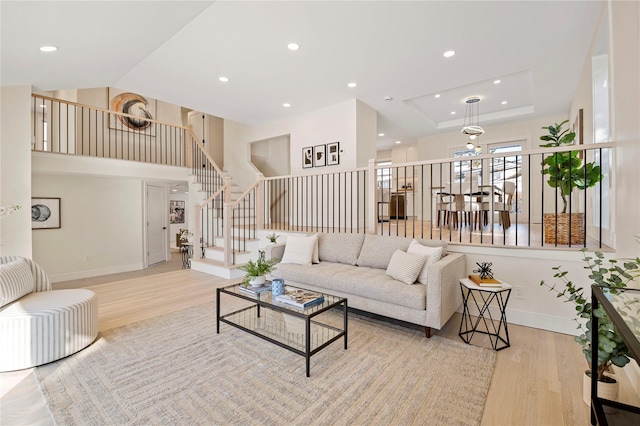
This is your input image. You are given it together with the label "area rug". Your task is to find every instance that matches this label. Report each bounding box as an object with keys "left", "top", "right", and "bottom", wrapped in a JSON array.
[{"left": 34, "top": 302, "right": 496, "bottom": 425}]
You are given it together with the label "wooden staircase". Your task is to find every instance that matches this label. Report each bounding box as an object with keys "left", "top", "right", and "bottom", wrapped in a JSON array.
[{"left": 189, "top": 172, "right": 258, "bottom": 279}]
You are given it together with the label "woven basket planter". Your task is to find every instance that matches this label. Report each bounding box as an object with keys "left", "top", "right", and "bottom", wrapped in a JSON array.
[{"left": 543, "top": 213, "right": 585, "bottom": 245}]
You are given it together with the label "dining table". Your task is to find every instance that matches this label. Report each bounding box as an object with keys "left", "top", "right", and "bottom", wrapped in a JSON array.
[{"left": 432, "top": 182, "right": 504, "bottom": 227}]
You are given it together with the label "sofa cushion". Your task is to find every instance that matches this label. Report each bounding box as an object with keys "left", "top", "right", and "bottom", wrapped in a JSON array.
[
  {"left": 407, "top": 239, "right": 444, "bottom": 284},
  {"left": 317, "top": 233, "right": 365, "bottom": 265},
  {"left": 356, "top": 235, "right": 414, "bottom": 269},
  {"left": 281, "top": 234, "right": 318, "bottom": 266},
  {"left": 274, "top": 262, "right": 427, "bottom": 310},
  {"left": 385, "top": 249, "right": 426, "bottom": 285},
  {"left": 0, "top": 258, "right": 33, "bottom": 308}
]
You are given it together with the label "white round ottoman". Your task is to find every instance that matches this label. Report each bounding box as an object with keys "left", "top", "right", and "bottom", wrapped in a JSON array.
[{"left": 0, "top": 289, "right": 98, "bottom": 372}]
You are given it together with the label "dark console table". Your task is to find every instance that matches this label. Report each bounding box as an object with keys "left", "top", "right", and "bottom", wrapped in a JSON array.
[{"left": 590, "top": 285, "right": 640, "bottom": 425}]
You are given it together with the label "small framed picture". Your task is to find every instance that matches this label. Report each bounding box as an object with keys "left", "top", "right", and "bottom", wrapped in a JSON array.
[
  {"left": 313, "top": 144, "right": 326, "bottom": 167},
  {"left": 302, "top": 146, "right": 313, "bottom": 168},
  {"left": 31, "top": 197, "right": 61, "bottom": 229},
  {"left": 327, "top": 142, "right": 340, "bottom": 165},
  {"left": 170, "top": 200, "right": 185, "bottom": 224}
]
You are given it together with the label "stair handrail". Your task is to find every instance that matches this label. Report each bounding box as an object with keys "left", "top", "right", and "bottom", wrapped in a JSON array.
[{"left": 33, "top": 94, "right": 190, "bottom": 132}]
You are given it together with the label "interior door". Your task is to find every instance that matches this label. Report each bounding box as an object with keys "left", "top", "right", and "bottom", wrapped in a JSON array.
[{"left": 147, "top": 184, "right": 167, "bottom": 265}]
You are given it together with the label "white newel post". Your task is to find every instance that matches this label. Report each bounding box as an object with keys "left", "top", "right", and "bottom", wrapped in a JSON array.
[
  {"left": 367, "top": 159, "right": 378, "bottom": 234},
  {"left": 255, "top": 173, "right": 265, "bottom": 231},
  {"left": 223, "top": 202, "right": 232, "bottom": 267},
  {"left": 193, "top": 203, "right": 201, "bottom": 258}
]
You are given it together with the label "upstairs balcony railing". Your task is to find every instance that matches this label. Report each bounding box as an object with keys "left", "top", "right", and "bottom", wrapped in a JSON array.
[
  {"left": 261, "top": 142, "right": 615, "bottom": 250},
  {"left": 32, "top": 94, "right": 190, "bottom": 167}
]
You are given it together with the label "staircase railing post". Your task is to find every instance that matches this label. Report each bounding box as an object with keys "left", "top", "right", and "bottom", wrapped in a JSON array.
[
  {"left": 256, "top": 173, "right": 265, "bottom": 231},
  {"left": 367, "top": 158, "right": 378, "bottom": 234},
  {"left": 193, "top": 203, "right": 202, "bottom": 258},
  {"left": 223, "top": 202, "right": 233, "bottom": 267}
]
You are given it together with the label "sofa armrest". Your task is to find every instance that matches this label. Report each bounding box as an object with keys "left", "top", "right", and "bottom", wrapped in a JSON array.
[
  {"left": 263, "top": 242, "right": 286, "bottom": 262},
  {"left": 424, "top": 252, "right": 465, "bottom": 329}
]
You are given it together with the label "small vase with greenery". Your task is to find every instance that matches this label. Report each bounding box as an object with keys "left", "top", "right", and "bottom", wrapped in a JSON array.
[
  {"left": 540, "top": 120, "right": 602, "bottom": 214},
  {"left": 266, "top": 233, "right": 279, "bottom": 244},
  {"left": 540, "top": 249, "right": 640, "bottom": 398},
  {"left": 238, "top": 250, "right": 277, "bottom": 287}
]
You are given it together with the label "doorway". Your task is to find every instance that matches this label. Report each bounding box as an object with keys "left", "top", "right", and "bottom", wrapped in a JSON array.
[{"left": 146, "top": 183, "right": 168, "bottom": 266}]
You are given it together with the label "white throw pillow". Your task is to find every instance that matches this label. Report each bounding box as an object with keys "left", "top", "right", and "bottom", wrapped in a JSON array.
[
  {"left": 280, "top": 234, "right": 319, "bottom": 266},
  {"left": 407, "top": 239, "right": 444, "bottom": 284},
  {"left": 0, "top": 258, "right": 34, "bottom": 307},
  {"left": 385, "top": 249, "right": 426, "bottom": 285},
  {"left": 309, "top": 233, "right": 319, "bottom": 264}
]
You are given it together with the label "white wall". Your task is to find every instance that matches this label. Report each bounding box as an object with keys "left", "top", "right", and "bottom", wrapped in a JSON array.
[
  {"left": 609, "top": 0, "right": 640, "bottom": 258},
  {"left": 32, "top": 174, "right": 144, "bottom": 281},
  {"left": 0, "top": 85, "right": 33, "bottom": 257},
  {"left": 224, "top": 99, "right": 365, "bottom": 190},
  {"left": 356, "top": 100, "right": 377, "bottom": 167}
]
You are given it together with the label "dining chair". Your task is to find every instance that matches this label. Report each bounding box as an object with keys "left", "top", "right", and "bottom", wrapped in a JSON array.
[{"left": 477, "top": 181, "right": 516, "bottom": 229}]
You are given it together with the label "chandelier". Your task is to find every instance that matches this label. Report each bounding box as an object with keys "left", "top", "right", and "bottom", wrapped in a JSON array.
[{"left": 461, "top": 96, "right": 484, "bottom": 150}]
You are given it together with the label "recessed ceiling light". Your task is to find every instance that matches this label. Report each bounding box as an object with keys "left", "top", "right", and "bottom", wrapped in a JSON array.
[
  {"left": 494, "top": 79, "right": 502, "bottom": 84},
  {"left": 395, "top": 140, "right": 402, "bottom": 144},
  {"left": 39, "top": 45, "right": 57, "bottom": 52},
  {"left": 347, "top": 82, "right": 357, "bottom": 88},
  {"left": 283, "top": 103, "right": 291, "bottom": 108},
  {"left": 171, "top": 189, "right": 177, "bottom": 192},
  {"left": 384, "top": 96, "right": 393, "bottom": 101},
  {"left": 450, "top": 111, "right": 456, "bottom": 115},
  {"left": 435, "top": 94, "right": 441, "bottom": 98},
  {"left": 219, "top": 76, "right": 229, "bottom": 82},
  {"left": 378, "top": 133, "right": 385, "bottom": 137},
  {"left": 501, "top": 100, "right": 508, "bottom": 105},
  {"left": 287, "top": 43, "right": 299, "bottom": 51},
  {"left": 443, "top": 50, "right": 455, "bottom": 58}
]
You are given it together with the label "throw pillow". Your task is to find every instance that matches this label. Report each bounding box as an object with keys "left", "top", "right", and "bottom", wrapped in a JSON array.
[
  {"left": 0, "top": 258, "right": 34, "bottom": 307},
  {"left": 385, "top": 249, "right": 426, "bottom": 285},
  {"left": 356, "top": 235, "right": 412, "bottom": 269},
  {"left": 280, "top": 234, "right": 319, "bottom": 266},
  {"left": 309, "top": 233, "right": 319, "bottom": 264},
  {"left": 407, "top": 239, "right": 444, "bottom": 284}
]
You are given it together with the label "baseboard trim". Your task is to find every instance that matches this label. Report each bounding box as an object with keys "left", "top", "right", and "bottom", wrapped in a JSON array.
[{"left": 49, "top": 262, "right": 144, "bottom": 283}]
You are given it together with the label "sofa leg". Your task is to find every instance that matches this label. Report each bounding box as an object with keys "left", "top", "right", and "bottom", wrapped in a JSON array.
[{"left": 424, "top": 327, "right": 431, "bottom": 338}]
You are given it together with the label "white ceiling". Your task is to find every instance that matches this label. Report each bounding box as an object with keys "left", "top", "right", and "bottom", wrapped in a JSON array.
[{"left": 1, "top": 1, "right": 604, "bottom": 150}]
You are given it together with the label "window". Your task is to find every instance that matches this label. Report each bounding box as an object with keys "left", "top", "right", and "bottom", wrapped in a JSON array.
[{"left": 376, "top": 161, "right": 392, "bottom": 189}]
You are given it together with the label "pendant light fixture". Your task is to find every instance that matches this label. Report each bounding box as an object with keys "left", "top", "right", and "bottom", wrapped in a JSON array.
[{"left": 462, "top": 96, "right": 484, "bottom": 150}]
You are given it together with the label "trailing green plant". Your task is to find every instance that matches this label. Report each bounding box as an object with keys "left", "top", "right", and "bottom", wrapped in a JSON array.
[
  {"left": 540, "top": 249, "right": 640, "bottom": 381},
  {"left": 238, "top": 250, "right": 277, "bottom": 286},
  {"left": 540, "top": 120, "right": 602, "bottom": 214},
  {"left": 266, "top": 233, "right": 279, "bottom": 243}
]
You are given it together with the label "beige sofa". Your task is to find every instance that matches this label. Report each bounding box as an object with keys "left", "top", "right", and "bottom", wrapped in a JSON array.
[
  {"left": 0, "top": 256, "right": 98, "bottom": 371},
  {"left": 266, "top": 233, "right": 465, "bottom": 337}
]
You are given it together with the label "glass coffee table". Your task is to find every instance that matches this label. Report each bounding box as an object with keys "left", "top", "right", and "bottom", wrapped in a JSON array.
[{"left": 216, "top": 283, "right": 348, "bottom": 377}]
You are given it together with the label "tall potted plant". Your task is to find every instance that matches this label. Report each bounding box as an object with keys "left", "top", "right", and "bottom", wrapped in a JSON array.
[
  {"left": 540, "top": 120, "right": 602, "bottom": 244},
  {"left": 540, "top": 249, "right": 640, "bottom": 403}
]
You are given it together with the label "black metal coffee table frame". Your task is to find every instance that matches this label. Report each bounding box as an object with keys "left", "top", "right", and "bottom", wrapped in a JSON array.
[{"left": 217, "top": 283, "right": 348, "bottom": 377}]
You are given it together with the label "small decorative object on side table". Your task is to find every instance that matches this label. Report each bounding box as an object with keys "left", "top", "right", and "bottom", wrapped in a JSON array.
[{"left": 458, "top": 277, "right": 512, "bottom": 351}]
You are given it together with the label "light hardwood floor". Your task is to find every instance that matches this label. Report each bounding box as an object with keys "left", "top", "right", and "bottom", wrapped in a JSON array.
[{"left": 2, "top": 266, "right": 638, "bottom": 425}]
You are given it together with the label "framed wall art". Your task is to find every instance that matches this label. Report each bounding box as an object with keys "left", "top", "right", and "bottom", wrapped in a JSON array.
[
  {"left": 109, "top": 88, "right": 157, "bottom": 135},
  {"left": 31, "top": 197, "right": 61, "bottom": 229},
  {"left": 327, "top": 142, "right": 340, "bottom": 165},
  {"left": 302, "top": 146, "right": 313, "bottom": 168},
  {"left": 313, "top": 144, "right": 326, "bottom": 167},
  {"left": 170, "top": 200, "right": 185, "bottom": 224}
]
